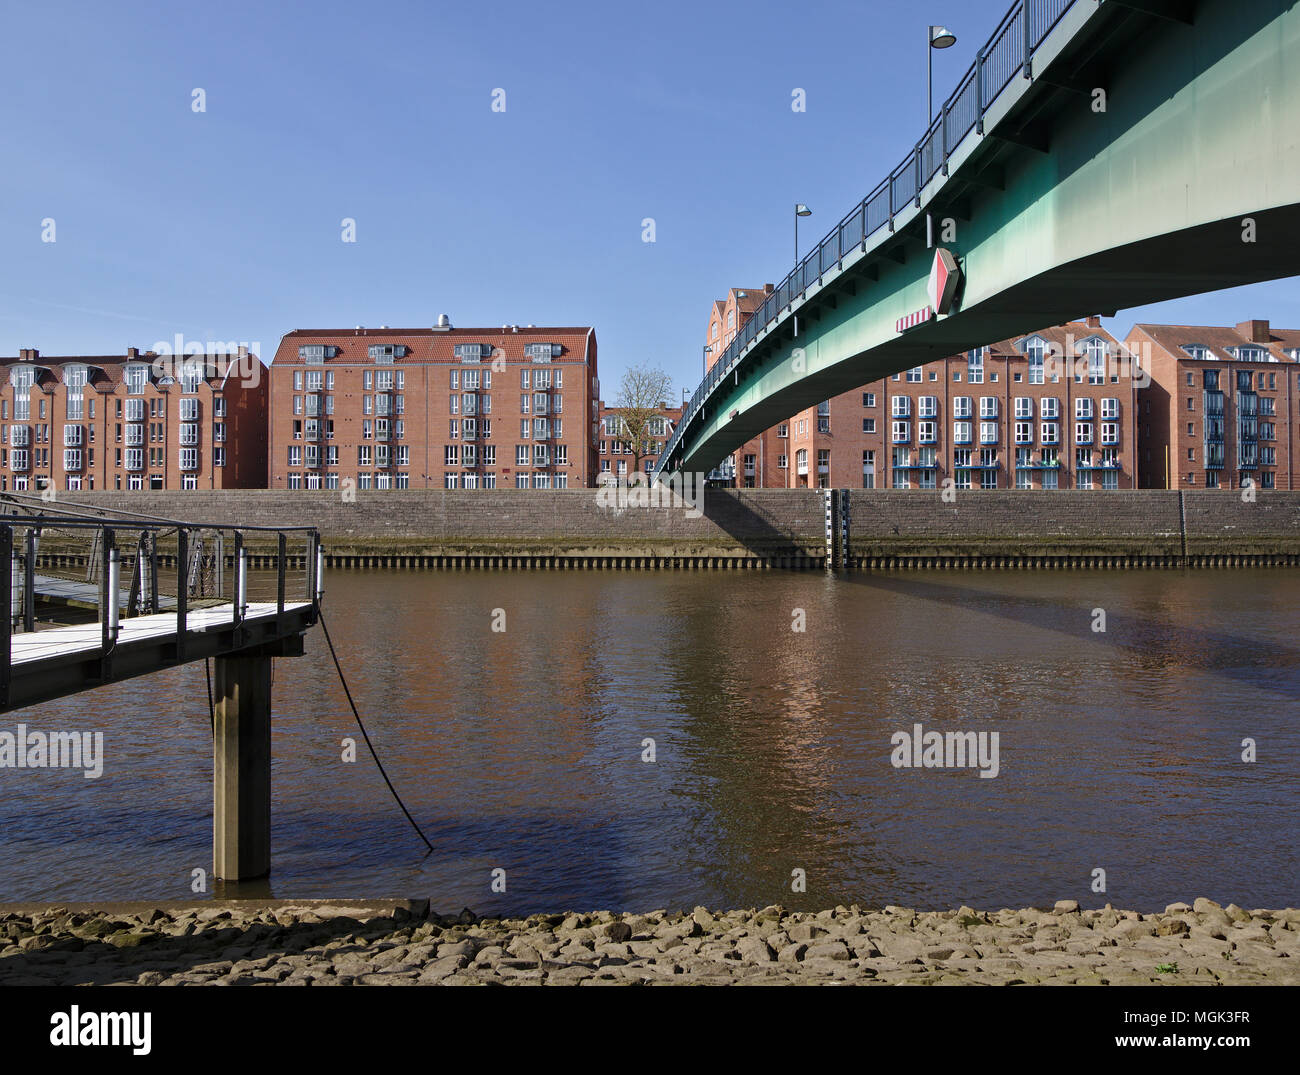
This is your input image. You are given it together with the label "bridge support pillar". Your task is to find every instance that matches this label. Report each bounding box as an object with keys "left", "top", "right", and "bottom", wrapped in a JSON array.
[{"left": 212, "top": 655, "right": 273, "bottom": 881}]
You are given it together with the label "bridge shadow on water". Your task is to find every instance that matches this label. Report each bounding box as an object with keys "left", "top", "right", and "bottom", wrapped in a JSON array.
[{"left": 839, "top": 570, "right": 1300, "bottom": 703}]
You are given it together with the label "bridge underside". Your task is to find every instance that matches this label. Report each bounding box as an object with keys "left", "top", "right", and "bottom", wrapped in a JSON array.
[{"left": 666, "top": 0, "right": 1300, "bottom": 474}]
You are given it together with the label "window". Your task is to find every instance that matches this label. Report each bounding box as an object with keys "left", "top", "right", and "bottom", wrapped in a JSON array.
[
  {"left": 979, "top": 397, "right": 997, "bottom": 418},
  {"left": 179, "top": 397, "right": 199, "bottom": 421},
  {"left": 1075, "top": 397, "right": 1094, "bottom": 419},
  {"left": 862, "top": 392, "right": 875, "bottom": 407},
  {"left": 1075, "top": 422, "right": 1093, "bottom": 445},
  {"left": 918, "top": 396, "right": 937, "bottom": 418},
  {"left": 892, "top": 420, "right": 910, "bottom": 443},
  {"left": 125, "top": 365, "right": 149, "bottom": 394},
  {"left": 1181, "top": 344, "right": 1211, "bottom": 360},
  {"left": 1014, "top": 397, "right": 1033, "bottom": 419},
  {"left": 1041, "top": 422, "right": 1059, "bottom": 444},
  {"left": 953, "top": 421, "right": 972, "bottom": 444},
  {"left": 1100, "top": 423, "right": 1119, "bottom": 445},
  {"left": 979, "top": 421, "right": 998, "bottom": 445},
  {"left": 918, "top": 421, "right": 937, "bottom": 443},
  {"left": 953, "top": 396, "right": 972, "bottom": 419},
  {"left": 1100, "top": 397, "right": 1119, "bottom": 420},
  {"left": 967, "top": 348, "right": 984, "bottom": 384},
  {"left": 891, "top": 396, "right": 910, "bottom": 417},
  {"left": 862, "top": 418, "right": 876, "bottom": 434},
  {"left": 1023, "top": 337, "right": 1046, "bottom": 384},
  {"left": 1080, "top": 337, "right": 1106, "bottom": 383},
  {"left": 906, "top": 366, "right": 922, "bottom": 383},
  {"left": 1015, "top": 421, "right": 1033, "bottom": 444}
]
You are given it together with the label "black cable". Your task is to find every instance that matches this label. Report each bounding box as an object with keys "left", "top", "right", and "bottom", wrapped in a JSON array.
[{"left": 318, "top": 607, "right": 435, "bottom": 854}]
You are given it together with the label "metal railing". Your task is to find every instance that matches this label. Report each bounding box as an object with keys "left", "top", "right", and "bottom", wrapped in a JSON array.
[
  {"left": 656, "top": 0, "right": 1077, "bottom": 475},
  {"left": 0, "top": 499, "right": 322, "bottom": 706}
]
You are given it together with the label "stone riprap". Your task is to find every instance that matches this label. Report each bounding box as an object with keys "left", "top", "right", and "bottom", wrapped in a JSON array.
[{"left": 0, "top": 899, "right": 1295, "bottom": 985}]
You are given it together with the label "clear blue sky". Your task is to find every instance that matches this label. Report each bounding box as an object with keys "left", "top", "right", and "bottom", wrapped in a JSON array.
[{"left": 3, "top": 0, "right": 1296, "bottom": 399}]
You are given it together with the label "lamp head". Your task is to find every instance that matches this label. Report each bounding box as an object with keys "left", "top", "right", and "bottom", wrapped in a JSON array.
[{"left": 929, "top": 25, "right": 957, "bottom": 48}]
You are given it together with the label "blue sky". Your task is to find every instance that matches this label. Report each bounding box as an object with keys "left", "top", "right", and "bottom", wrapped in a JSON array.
[{"left": 2, "top": 0, "right": 1296, "bottom": 399}]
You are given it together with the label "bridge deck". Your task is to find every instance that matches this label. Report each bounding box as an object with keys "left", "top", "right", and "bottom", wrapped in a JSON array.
[{"left": 11, "top": 602, "right": 311, "bottom": 666}]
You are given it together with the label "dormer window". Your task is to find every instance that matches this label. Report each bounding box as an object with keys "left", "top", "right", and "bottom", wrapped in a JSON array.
[
  {"left": 1077, "top": 336, "right": 1107, "bottom": 383},
  {"left": 526, "top": 343, "right": 557, "bottom": 363},
  {"left": 180, "top": 361, "right": 204, "bottom": 394},
  {"left": 1020, "top": 336, "right": 1047, "bottom": 383},
  {"left": 125, "top": 364, "right": 149, "bottom": 395},
  {"left": 1229, "top": 345, "right": 1268, "bottom": 362},
  {"left": 62, "top": 365, "right": 88, "bottom": 390},
  {"left": 454, "top": 343, "right": 486, "bottom": 362},
  {"left": 10, "top": 367, "right": 35, "bottom": 391},
  {"left": 367, "top": 344, "right": 407, "bottom": 363},
  {"left": 1181, "top": 343, "right": 1211, "bottom": 360},
  {"left": 298, "top": 344, "right": 337, "bottom": 363}
]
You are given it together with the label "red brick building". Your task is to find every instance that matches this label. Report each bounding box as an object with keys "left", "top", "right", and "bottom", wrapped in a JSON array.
[
  {"left": 596, "top": 402, "right": 683, "bottom": 484},
  {"left": 705, "top": 286, "right": 782, "bottom": 485},
  {"left": 0, "top": 347, "right": 266, "bottom": 492},
  {"left": 268, "top": 323, "right": 599, "bottom": 490},
  {"left": 1129, "top": 319, "right": 1300, "bottom": 489},
  {"left": 702, "top": 300, "right": 1140, "bottom": 490}
]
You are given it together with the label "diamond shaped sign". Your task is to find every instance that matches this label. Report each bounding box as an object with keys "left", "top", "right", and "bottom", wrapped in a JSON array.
[{"left": 927, "top": 247, "right": 960, "bottom": 316}]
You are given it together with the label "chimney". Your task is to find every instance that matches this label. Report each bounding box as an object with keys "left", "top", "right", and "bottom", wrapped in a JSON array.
[
  {"left": 1236, "top": 319, "right": 1270, "bottom": 344},
  {"left": 126, "top": 347, "right": 139, "bottom": 360},
  {"left": 764, "top": 283, "right": 774, "bottom": 294},
  {"left": 1086, "top": 315, "right": 1101, "bottom": 329},
  {"left": 434, "top": 314, "right": 452, "bottom": 330}
]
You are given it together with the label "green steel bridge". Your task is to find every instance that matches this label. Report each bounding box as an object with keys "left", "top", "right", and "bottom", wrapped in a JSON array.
[{"left": 655, "top": 0, "right": 1300, "bottom": 477}]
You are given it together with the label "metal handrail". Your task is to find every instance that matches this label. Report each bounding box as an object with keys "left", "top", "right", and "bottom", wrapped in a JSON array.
[
  {"left": 657, "top": 0, "right": 1077, "bottom": 475},
  {"left": 0, "top": 512, "right": 322, "bottom": 706}
]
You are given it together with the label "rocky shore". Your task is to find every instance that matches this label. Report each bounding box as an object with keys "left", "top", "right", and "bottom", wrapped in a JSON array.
[{"left": 1, "top": 898, "right": 1296, "bottom": 986}]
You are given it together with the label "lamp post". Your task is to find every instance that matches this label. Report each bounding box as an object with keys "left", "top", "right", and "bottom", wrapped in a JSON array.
[
  {"left": 703, "top": 344, "right": 713, "bottom": 377},
  {"left": 794, "top": 203, "right": 812, "bottom": 273},
  {"left": 928, "top": 25, "right": 957, "bottom": 126}
]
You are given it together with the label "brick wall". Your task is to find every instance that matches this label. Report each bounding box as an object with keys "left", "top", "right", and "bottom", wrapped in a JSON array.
[{"left": 44, "top": 489, "right": 1300, "bottom": 559}]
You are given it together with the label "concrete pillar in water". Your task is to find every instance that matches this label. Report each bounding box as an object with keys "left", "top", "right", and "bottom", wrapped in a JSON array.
[{"left": 213, "top": 655, "right": 273, "bottom": 881}]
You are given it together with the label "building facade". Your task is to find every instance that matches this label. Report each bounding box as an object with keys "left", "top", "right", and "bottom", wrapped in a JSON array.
[
  {"left": 0, "top": 347, "right": 266, "bottom": 492},
  {"left": 703, "top": 304, "right": 1140, "bottom": 491},
  {"left": 705, "top": 286, "right": 782, "bottom": 485},
  {"left": 1129, "top": 319, "right": 1300, "bottom": 489},
  {"left": 596, "top": 402, "right": 683, "bottom": 484},
  {"left": 268, "top": 323, "right": 599, "bottom": 489}
]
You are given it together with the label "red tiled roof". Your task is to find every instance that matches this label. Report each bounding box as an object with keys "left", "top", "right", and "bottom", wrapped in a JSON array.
[
  {"left": 271, "top": 326, "right": 595, "bottom": 366},
  {"left": 1129, "top": 323, "right": 1300, "bottom": 363}
]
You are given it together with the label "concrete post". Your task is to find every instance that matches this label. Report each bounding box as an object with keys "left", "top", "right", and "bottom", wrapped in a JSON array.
[{"left": 212, "top": 655, "right": 273, "bottom": 880}]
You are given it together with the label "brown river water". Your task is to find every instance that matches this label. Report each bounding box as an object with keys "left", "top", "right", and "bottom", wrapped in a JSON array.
[{"left": 1, "top": 568, "right": 1296, "bottom": 913}]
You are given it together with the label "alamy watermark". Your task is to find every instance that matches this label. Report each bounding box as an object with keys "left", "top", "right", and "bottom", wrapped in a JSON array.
[
  {"left": 595, "top": 471, "right": 704, "bottom": 518},
  {"left": 890, "top": 722, "right": 999, "bottom": 779},
  {"left": 0, "top": 724, "right": 104, "bottom": 779},
  {"left": 147, "top": 333, "right": 262, "bottom": 388}
]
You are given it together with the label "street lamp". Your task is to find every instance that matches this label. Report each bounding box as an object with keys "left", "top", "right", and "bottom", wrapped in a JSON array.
[
  {"left": 928, "top": 25, "right": 957, "bottom": 126},
  {"left": 794, "top": 203, "right": 812, "bottom": 272},
  {"left": 702, "top": 344, "right": 713, "bottom": 376}
]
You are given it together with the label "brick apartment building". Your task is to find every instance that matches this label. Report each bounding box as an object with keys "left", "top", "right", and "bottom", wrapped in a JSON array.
[
  {"left": 268, "top": 322, "right": 599, "bottom": 489},
  {"left": 596, "top": 401, "right": 683, "bottom": 484},
  {"left": 705, "top": 285, "right": 781, "bottom": 485},
  {"left": 0, "top": 347, "right": 266, "bottom": 492},
  {"left": 1129, "top": 319, "right": 1300, "bottom": 490},
  {"left": 706, "top": 297, "right": 1140, "bottom": 490}
]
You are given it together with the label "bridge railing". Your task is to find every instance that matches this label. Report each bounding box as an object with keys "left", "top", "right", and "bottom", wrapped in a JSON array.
[
  {"left": 658, "top": 0, "right": 1078, "bottom": 475},
  {"left": 0, "top": 505, "right": 322, "bottom": 706}
]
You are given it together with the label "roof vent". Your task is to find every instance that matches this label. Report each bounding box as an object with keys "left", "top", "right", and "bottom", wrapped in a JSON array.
[
  {"left": 437, "top": 314, "right": 451, "bottom": 328},
  {"left": 379, "top": 324, "right": 389, "bottom": 330}
]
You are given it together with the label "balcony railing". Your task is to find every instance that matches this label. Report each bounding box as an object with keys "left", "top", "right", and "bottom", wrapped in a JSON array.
[{"left": 657, "top": 0, "right": 1078, "bottom": 474}]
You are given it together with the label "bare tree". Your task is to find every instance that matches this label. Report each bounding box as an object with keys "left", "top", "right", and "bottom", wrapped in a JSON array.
[{"left": 612, "top": 363, "right": 674, "bottom": 479}]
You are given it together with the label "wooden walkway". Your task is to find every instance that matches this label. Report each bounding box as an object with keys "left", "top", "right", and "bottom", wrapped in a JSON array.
[{"left": 10, "top": 602, "right": 312, "bottom": 667}]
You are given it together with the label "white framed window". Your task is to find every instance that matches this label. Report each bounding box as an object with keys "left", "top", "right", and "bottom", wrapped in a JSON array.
[
  {"left": 1075, "top": 397, "right": 1093, "bottom": 419},
  {"left": 892, "top": 420, "right": 911, "bottom": 443},
  {"left": 124, "top": 398, "right": 145, "bottom": 422},
  {"left": 953, "top": 396, "right": 972, "bottom": 418},
  {"left": 953, "top": 421, "right": 972, "bottom": 444},
  {"left": 1014, "top": 397, "right": 1033, "bottom": 419},
  {"left": 179, "top": 423, "right": 199, "bottom": 445},
  {"left": 1100, "top": 397, "right": 1119, "bottom": 420},
  {"left": 979, "top": 396, "right": 998, "bottom": 418},
  {"left": 62, "top": 424, "right": 82, "bottom": 447},
  {"left": 125, "top": 448, "right": 144, "bottom": 471},
  {"left": 979, "top": 421, "right": 998, "bottom": 444},
  {"left": 918, "top": 420, "right": 937, "bottom": 443},
  {"left": 1014, "top": 421, "right": 1033, "bottom": 444},
  {"left": 1041, "top": 396, "right": 1060, "bottom": 419},
  {"left": 891, "top": 396, "right": 910, "bottom": 417},
  {"left": 918, "top": 396, "right": 937, "bottom": 418},
  {"left": 1075, "top": 422, "right": 1092, "bottom": 444},
  {"left": 1100, "top": 422, "right": 1119, "bottom": 445}
]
